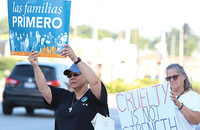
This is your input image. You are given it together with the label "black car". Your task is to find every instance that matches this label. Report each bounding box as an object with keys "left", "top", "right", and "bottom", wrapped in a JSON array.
[{"left": 2, "top": 60, "right": 70, "bottom": 115}]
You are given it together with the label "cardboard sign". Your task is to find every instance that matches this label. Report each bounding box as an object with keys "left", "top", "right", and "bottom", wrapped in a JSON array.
[
  {"left": 115, "top": 82, "right": 178, "bottom": 130},
  {"left": 7, "top": 0, "right": 71, "bottom": 58}
]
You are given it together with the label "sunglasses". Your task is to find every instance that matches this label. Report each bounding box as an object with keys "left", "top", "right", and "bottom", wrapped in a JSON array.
[
  {"left": 67, "top": 73, "right": 81, "bottom": 78},
  {"left": 165, "top": 75, "right": 180, "bottom": 81}
]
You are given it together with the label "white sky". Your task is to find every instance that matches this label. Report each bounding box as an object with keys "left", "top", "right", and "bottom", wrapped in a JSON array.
[{"left": 1, "top": 0, "right": 200, "bottom": 40}]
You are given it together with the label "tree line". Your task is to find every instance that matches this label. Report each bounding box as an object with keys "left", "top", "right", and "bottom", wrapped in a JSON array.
[{"left": 0, "top": 17, "right": 199, "bottom": 56}]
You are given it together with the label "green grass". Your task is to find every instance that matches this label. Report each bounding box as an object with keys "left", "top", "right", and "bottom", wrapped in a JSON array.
[{"left": 0, "top": 70, "right": 4, "bottom": 80}]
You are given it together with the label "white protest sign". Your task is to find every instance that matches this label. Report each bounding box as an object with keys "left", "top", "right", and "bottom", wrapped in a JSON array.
[{"left": 115, "top": 82, "right": 178, "bottom": 130}]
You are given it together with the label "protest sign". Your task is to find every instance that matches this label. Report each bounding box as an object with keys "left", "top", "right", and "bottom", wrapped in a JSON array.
[
  {"left": 115, "top": 82, "right": 178, "bottom": 130},
  {"left": 7, "top": 0, "right": 71, "bottom": 58}
]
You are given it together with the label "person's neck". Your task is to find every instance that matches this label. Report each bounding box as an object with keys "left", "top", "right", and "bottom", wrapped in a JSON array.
[
  {"left": 173, "top": 88, "right": 185, "bottom": 96},
  {"left": 74, "top": 87, "right": 88, "bottom": 100}
]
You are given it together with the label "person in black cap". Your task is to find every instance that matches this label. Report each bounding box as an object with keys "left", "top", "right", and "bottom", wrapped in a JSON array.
[{"left": 28, "top": 44, "right": 109, "bottom": 130}]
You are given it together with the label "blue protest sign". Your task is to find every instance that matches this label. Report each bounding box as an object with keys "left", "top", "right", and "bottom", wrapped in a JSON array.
[{"left": 8, "top": 0, "right": 71, "bottom": 58}]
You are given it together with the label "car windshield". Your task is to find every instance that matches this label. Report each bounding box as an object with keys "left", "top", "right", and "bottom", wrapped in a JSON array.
[{"left": 10, "top": 65, "right": 55, "bottom": 81}]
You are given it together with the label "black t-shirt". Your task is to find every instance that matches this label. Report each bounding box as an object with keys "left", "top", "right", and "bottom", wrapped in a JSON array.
[{"left": 44, "top": 82, "right": 109, "bottom": 130}]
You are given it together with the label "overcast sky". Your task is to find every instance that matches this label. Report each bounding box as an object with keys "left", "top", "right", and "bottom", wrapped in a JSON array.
[{"left": 1, "top": 0, "right": 200, "bottom": 40}]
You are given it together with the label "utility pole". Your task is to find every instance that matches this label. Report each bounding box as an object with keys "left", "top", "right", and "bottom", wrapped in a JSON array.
[
  {"left": 155, "top": 32, "right": 168, "bottom": 83},
  {"left": 171, "top": 33, "right": 176, "bottom": 62},
  {"left": 179, "top": 28, "right": 184, "bottom": 65},
  {"left": 184, "top": 23, "right": 190, "bottom": 56},
  {"left": 135, "top": 29, "right": 140, "bottom": 79},
  {"left": 93, "top": 0, "right": 101, "bottom": 40},
  {"left": 125, "top": 26, "right": 131, "bottom": 44}
]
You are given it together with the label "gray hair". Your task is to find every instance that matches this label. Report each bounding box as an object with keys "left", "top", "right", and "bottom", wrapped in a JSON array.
[{"left": 166, "top": 64, "right": 193, "bottom": 91}]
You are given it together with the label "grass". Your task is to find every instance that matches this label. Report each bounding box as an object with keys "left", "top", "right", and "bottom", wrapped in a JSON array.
[{"left": 0, "top": 70, "right": 4, "bottom": 80}]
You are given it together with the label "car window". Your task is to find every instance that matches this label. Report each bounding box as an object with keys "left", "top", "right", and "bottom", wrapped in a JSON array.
[
  {"left": 10, "top": 65, "right": 34, "bottom": 77},
  {"left": 10, "top": 65, "right": 55, "bottom": 81},
  {"left": 40, "top": 66, "right": 55, "bottom": 81}
]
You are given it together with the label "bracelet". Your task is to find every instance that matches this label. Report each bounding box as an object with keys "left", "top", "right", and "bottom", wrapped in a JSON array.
[
  {"left": 179, "top": 103, "right": 184, "bottom": 110},
  {"left": 74, "top": 57, "right": 81, "bottom": 64}
]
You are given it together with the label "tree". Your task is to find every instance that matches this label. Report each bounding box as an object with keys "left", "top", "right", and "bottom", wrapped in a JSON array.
[
  {"left": 0, "top": 17, "right": 9, "bottom": 35},
  {"left": 186, "top": 34, "right": 197, "bottom": 56},
  {"left": 76, "top": 25, "right": 93, "bottom": 39},
  {"left": 139, "top": 37, "right": 153, "bottom": 50},
  {"left": 166, "top": 28, "right": 180, "bottom": 56},
  {"left": 166, "top": 24, "right": 198, "bottom": 56},
  {"left": 69, "top": 25, "right": 73, "bottom": 35},
  {"left": 130, "top": 29, "right": 139, "bottom": 44},
  {"left": 98, "top": 29, "right": 117, "bottom": 40}
]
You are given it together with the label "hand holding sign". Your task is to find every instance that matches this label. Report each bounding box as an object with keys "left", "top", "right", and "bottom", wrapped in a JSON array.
[
  {"left": 28, "top": 50, "right": 39, "bottom": 67},
  {"left": 170, "top": 91, "right": 182, "bottom": 109},
  {"left": 61, "top": 44, "right": 78, "bottom": 62}
]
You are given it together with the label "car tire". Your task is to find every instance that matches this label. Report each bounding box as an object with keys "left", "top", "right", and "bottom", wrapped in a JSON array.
[
  {"left": 2, "top": 103, "right": 13, "bottom": 115},
  {"left": 26, "top": 107, "right": 34, "bottom": 115}
]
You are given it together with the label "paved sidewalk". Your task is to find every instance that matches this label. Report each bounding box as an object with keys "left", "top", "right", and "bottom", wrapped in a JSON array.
[{"left": 108, "top": 94, "right": 117, "bottom": 108}]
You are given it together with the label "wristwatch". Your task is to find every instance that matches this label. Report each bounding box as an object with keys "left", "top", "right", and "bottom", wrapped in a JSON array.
[{"left": 74, "top": 57, "right": 81, "bottom": 64}]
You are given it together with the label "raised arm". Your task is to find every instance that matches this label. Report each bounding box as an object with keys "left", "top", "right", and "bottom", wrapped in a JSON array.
[
  {"left": 28, "top": 50, "right": 52, "bottom": 104},
  {"left": 61, "top": 44, "right": 102, "bottom": 99}
]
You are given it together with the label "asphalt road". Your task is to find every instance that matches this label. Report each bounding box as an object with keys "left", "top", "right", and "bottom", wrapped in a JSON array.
[
  {"left": 0, "top": 85, "right": 122, "bottom": 130},
  {"left": 0, "top": 104, "right": 121, "bottom": 130}
]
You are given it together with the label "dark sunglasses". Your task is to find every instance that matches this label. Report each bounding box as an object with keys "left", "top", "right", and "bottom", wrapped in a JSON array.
[
  {"left": 67, "top": 73, "right": 81, "bottom": 78},
  {"left": 165, "top": 75, "right": 180, "bottom": 81}
]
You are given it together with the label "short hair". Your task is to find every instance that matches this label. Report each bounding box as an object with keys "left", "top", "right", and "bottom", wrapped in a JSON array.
[{"left": 166, "top": 64, "right": 193, "bottom": 91}]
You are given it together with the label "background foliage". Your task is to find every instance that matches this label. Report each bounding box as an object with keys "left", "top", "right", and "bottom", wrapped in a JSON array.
[
  {"left": 105, "top": 78, "right": 159, "bottom": 94},
  {"left": 0, "top": 17, "right": 199, "bottom": 93},
  {"left": 0, "top": 17, "right": 9, "bottom": 34},
  {"left": 105, "top": 78, "right": 200, "bottom": 94},
  {"left": 0, "top": 57, "right": 17, "bottom": 70},
  {"left": 0, "top": 57, "right": 17, "bottom": 80}
]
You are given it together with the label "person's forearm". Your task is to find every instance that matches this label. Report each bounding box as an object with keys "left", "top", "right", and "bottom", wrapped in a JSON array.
[
  {"left": 60, "top": 44, "right": 102, "bottom": 99},
  {"left": 77, "top": 61, "right": 100, "bottom": 86},
  {"left": 77, "top": 61, "right": 101, "bottom": 99},
  {"left": 180, "top": 105, "right": 200, "bottom": 125},
  {"left": 33, "top": 65, "right": 49, "bottom": 93}
]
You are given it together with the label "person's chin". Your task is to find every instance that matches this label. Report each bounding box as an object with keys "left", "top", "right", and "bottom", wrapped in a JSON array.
[
  {"left": 171, "top": 86, "right": 179, "bottom": 90},
  {"left": 170, "top": 83, "right": 176, "bottom": 87},
  {"left": 71, "top": 84, "right": 78, "bottom": 89}
]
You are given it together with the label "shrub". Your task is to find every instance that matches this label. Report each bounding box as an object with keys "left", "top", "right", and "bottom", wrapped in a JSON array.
[
  {"left": 105, "top": 78, "right": 159, "bottom": 94},
  {"left": 0, "top": 70, "right": 4, "bottom": 80},
  {"left": 0, "top": 57, "right": 17, "bottom": 79},
  {"left": 191, "top": 81, "right": 200, "bottom": 94},
  {"left": 0, "top": 57, "right": 17, "bottom": 70},
  {"left": 105, "top": 78, "right": 200, "bottom": 94}
]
